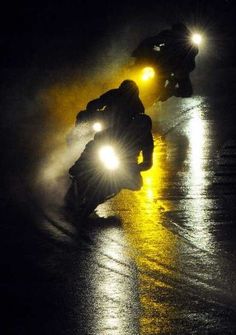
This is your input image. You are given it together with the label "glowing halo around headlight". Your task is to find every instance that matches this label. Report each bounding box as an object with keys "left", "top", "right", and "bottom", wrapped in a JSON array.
[
  {"left": 98, "top": 145, "right": 120, "bottom": 170},
  {"left": 191, "top": 33, "right": 202, "bottom": 46},
  {"left": 93, "top": 122, "right": 103, "bottom": 132},
  {"left": 141, "top": 67, "right": 155, "bottom": 81}
]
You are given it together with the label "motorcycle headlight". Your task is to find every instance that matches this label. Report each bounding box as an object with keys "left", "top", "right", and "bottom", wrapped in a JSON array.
[
  {"left": 98, "top": 145, "right": 120, "bottom": 170},
  {"left": 191, "top": 33, "right": 202, "bottom": 46},
  {"left": 92, "top": 122, "right": 103, "bottom": 132},
  {"left": 141, "top": 67, "right": 155, "bottom": 81}
]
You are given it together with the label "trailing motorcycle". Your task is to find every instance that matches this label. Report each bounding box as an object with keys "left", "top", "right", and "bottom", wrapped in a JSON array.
[{"left": 131, "top": 26, "right": 200, "bottom": 102}]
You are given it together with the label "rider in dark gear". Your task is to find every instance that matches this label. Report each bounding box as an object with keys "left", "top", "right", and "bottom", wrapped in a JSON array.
[
  {"left": 165, "top": 23, "right": 199, "bottom": 99},
  {"left": 66, "top": 113, "right": 154, "bottom": 215},
  {"left": 69, "top": 113, "right": 154, "bottom": 192},
  {"left": 132, "top": 23, "right": 199, "bottom": 101},
  {"left": 76, "top": 80, "right": 145, "bottom": 127},
  {"left": 66, "top": 81, "right": 153, "bottom": 214},
  {"left": 71, "top": 81, "right": 153, "bottom": 192}
]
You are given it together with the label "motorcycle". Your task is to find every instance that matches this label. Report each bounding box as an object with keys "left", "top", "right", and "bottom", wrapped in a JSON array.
[
  {"left": 65, "top": 127, "right": 144, "bottom": 217},
  {"left": 131, "top": 35, "right": 199, "bottom": 102}
]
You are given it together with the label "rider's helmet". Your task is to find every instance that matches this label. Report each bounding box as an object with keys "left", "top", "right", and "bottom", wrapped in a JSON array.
[{"left": 119, "top": 80, "right": 139, "bottom": 97}]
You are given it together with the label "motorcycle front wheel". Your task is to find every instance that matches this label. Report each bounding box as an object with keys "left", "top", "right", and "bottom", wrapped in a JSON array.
[{"left": 65, "top": 180, "right": 111, "bottom": 218}]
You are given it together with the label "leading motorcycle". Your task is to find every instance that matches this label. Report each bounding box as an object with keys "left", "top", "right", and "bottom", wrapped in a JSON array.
[{"left": 65, "top": 114, "right": 153, "bottom": 217}]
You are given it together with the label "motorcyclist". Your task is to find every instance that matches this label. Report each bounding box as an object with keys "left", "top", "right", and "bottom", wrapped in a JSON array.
[
  {"left": 66, "top": 80, "right": 153, "bottom": 215},
  {"left": 69, "top": 112, "right": 154, "bottom": 192},
  {"left": 76, "top": 79, "right": 145, "bottom": 128},
  {"left": 132, "top": 22, "right": 199, "bottom": 101},
  {"left": 66, "top": 99, "right": 154, "bottom": 215}
]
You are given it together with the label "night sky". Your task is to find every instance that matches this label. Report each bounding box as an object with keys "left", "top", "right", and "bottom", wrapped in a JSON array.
[{"left": 1, "top": 0, "right": 236, "bottom": 68}]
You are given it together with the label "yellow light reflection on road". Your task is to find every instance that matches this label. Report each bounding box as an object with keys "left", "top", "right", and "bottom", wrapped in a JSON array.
[
  {"left": 126, "top": 138, "right": 178, "bottom": 334},
  {"left": 99, "top": 135, "right": 179, "bottom": 334}
]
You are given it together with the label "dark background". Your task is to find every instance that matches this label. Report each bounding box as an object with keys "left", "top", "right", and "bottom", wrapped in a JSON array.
[{"left": 0, "top": 0, "right": 236, "bottom": 69}]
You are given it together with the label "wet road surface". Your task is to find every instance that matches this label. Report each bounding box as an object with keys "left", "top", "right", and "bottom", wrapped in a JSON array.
[
  {"left": 2, "top": 89, "right": 236, "bottom": 334},
  {"left": 94, "top": 96, "right": 236, "bottom": 334}
]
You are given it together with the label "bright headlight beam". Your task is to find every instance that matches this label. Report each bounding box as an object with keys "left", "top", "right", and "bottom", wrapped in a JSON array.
[
  {"left": 141, "top": 67, "right": 155, "bottom": 81},
  {"left": 98, "top": 145, "right": 120, "bottom": 170},
  {"left": 191, "top": 33, "right": 202, "bottom": 46},
  {"left": 93, "top": 122, "right": 103, "bottom": 132}
]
